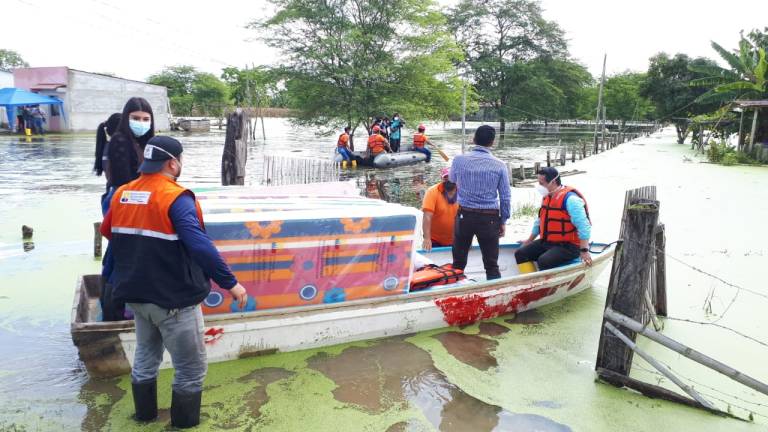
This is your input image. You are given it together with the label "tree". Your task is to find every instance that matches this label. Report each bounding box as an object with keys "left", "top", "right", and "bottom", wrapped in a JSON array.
[
  {"left": 449, "top": 0, "right": 569, "bottom": 131},
  {"left": 0, "top": 49, "right": 29, "bottom": 72},
  {"left": 602, "top": 72, "right": 654, "bottom": 126},
  {"left": 640, "top": 53, "right": 720, "bottom": 143},
  {"left": 251, "top": 0, "right": 466, "bottom": 141},
  {"left": 221, "top": 66, "right": 278, "bottom": 109},
  {"left": 192, "top": 73, "right": 230, "bottom": 117},
  {"left": 148, "top": 66, "right": 230, "bottom": 116},
  {"left": 689, "top": 37, "right": 768, "bottom": 145}
]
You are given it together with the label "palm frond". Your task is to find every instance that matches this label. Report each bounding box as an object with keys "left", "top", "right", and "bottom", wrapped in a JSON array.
[
  {"left": 754, "top": 48, "right": 767, "bottom": 90},
  {"left": 711, "top": 41, "right": 747, "bottom": 75},
  {"left": 713, "top": 81, "right": 760, "bottom": 93},
  {"left": 689, "top": 76, "right": 729, "bottom": 88}
]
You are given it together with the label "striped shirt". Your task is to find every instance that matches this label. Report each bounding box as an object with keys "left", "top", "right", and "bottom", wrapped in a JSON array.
[{"left": 450, "top": 146, "right": 512, "bottom": 223}]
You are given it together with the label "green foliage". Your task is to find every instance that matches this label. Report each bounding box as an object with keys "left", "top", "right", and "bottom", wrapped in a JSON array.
[
  {"left": 191, "top": 72, "right": 230, "bottom": 117},
  {"left": 252, "top": 0, "right": 467, "bottom": 136},
  {"left": 706, "top": 141, "right": 729, "bottom": 163},
  {"left": 640, "top": 53, "right": 721, "bottom": 143},
  {"left": 449, "top": 0, "right": 581, "bottom": 128},
  {"left": 221, "top": 66, "right": 280, "bottom": 108},
  {"left": 705, "top": 140, "right": 757, "bottom": 165},
  {"left": 601, "top": 72, "right": 655, "bottom": 123},
  {"left": 511, "top": 202, "right": 539, "bottom": 219},
  {"left": 0, "top": 49, "right": 28, "bottom": 72},
  {"left": 689, "top": 38, "right": 767, "bottom": 104},
  {"left": 148, "top": 66, "right": 230, "bottom": 116}
]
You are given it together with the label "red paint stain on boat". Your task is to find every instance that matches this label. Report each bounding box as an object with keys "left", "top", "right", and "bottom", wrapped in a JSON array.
[
  {"left": 204, "top": 327, "right": 225, "bottom": 344},
  {"left": 435, "top": 286, "right": 559, "bottom": 326}
]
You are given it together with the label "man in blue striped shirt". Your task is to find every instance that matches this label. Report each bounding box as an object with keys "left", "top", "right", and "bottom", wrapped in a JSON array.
[{"left": 449, "top": 125, "right": 511, "bottom": 280}]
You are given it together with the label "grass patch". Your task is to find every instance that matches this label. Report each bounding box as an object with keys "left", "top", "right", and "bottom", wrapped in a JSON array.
[{"left": 511, "top": 202, "right": 539, "bottom": 219}]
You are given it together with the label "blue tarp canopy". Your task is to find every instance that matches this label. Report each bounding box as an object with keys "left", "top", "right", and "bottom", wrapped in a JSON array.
[{"left": 0, "top": 87, "right": 65, "bottom": 129}]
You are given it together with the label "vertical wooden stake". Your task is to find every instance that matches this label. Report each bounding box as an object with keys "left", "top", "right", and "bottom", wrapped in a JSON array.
[
  {"left": 654, "top": 224, "right": 667, "bottom": 316},
  {"left": 546, "top": 151, "right": 551, "bottom": 167},
  {"left": 94, "top": 222, "right": 102, "bottom": 258}
]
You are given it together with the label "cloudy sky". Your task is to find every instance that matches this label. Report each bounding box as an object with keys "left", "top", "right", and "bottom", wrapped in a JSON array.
[{"left": 6, "top": 0, "right": 767, "bottom": 81}]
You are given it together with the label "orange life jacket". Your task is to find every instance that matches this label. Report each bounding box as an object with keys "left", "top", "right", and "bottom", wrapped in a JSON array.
[
  {"left": 337, "top": 133, "right": 349, "bottom": 148},
  {"left": 111, "top": 173, "right": 204, "bottom": 236},
  {"left": 109, "top": 173, "right": 209, "bottom": 308},
  {"left": 539, "top": 186, "right": 590, "bottom": 246},
  {"left": 413, "top": 133, "right": 427, "bottom": 148},
  {"left": 410, "top": 264, "right": 465, "bottom": 291},
  {"left": 368, "top": 134, "right": 386, "bottom": 155}
]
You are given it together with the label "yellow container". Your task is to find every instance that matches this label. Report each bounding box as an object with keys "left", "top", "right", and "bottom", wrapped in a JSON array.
[
  {"left": 24, "top": 128, "right": 32, "bottom": 136},
  {"left": 518, "top": 261, "right": 537, "bottom": 274}
]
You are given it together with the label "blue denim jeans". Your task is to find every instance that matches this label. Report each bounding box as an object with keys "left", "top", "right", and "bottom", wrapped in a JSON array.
[
  {"left": 337, "top": 146, "right": 353, "bottom": 161},
  {"left": 128, "top": 303, "right": 207, "bottom": 394}
]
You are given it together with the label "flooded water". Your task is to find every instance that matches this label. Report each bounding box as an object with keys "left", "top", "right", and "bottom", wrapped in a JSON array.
[{"left": 1, "top": 121, "right": 766, "bottom": 431}]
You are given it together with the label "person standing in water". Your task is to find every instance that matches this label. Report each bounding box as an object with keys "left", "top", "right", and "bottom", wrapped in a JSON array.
[{"left": 101, "top": 136, "right": 247, "bottom": 428}]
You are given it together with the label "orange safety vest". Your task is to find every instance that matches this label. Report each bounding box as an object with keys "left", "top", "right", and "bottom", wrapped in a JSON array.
[
  {"left": 109, "top": 173, "right": 210, "bottom": 308},
  {"left": 413, "top": 133, "right": 427, "bottom": 148},
  {"left": 368, "top": 134, "right": 387, "bottom": 155},
  {"left": 539, "top": 186, "right": 590, "bottom": 246},
  {"left": 337, "top": 133, "right": 349, "bottom": 148}
]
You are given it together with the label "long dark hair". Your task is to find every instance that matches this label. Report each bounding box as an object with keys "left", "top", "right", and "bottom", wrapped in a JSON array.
[
  {"left": 94, "top": 113, "right": 121, "bottom": 175},
  {"left": 115, "top": 97, "right": 156, "bottom": 147}
]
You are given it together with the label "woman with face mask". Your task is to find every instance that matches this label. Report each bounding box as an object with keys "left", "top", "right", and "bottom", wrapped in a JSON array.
[
  {"left": 107, "top": 97, "right": 156, "bottom": 191},
  {"left": 100, "top": 98, "right": 155, "bottom": 322}
]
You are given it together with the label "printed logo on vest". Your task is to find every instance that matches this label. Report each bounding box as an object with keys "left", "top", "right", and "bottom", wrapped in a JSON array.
[{"left": 119, "top": 190, "right": 151, "bottom": 205}]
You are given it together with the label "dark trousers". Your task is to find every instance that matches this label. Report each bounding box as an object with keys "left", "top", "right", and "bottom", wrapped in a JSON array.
[
  {"left": 451, "top": 210, "right": 501, "bottom": 280},
  {"left": 514, "top": 239, "right": 579, "bottom": 270},
  {"left": 390, "top": 138, "right": 401, "bottom": 153}
]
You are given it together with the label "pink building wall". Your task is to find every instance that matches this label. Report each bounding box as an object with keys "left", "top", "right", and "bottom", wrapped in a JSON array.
[{"left": 12, "top": 67, "right": 68, "bottom": 90}]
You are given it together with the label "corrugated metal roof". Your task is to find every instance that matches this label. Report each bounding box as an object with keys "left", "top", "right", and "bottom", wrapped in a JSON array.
[{"left": 734, "top": 100, "right": 768, "bottom": 108}]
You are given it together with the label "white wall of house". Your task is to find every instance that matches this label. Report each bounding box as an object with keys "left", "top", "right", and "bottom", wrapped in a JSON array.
[
  {"left": 64, "top": 70, "right": 170, "bottom": 131},
  {"left": 0, "top": 71, "right": 13, "bottom": 128}
]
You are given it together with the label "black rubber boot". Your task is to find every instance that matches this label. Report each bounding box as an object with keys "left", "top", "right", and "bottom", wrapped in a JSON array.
[
  {"left": 171, "top": 390, "right": 202, "bottom": 429},
  {"left": 131, "top": 380, "right": 157, "bottom": 422}
]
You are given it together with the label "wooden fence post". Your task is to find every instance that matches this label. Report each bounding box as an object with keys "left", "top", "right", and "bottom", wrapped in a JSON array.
[
  {"left": 93, "top": 222, "right": 102, "bottom": 258},
  {"left": 533, "top": 162, "right": 540, "bottom": 175},
  {"left": 596, "top": 197, "right": 660, "bottom": 376},
  {"left": 654, "top": 224, "right": 667, "bottom": 316},
  {"left": 546, "top": 151, "right": 551, "bottom": 167},
  {"left": 222, "top": 109, "right": 250, "bottom": 186}
]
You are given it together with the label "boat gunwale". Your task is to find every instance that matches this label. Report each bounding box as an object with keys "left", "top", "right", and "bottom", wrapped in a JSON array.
[{"left": 71, "top": 243, "right": 614, "bottom": 334}]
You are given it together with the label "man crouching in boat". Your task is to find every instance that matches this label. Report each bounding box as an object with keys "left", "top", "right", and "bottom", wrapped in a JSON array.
[
  {"left": 359, "top": 125, "right": 392, "bottom": 167},
  {"left": 515, "top": 167, "right": 592, "bottom": 271},
  {"left": 100, "top": 136, "right": 247, "bottom": 428},
  {"left": 422, "top": 167, "right": 458, "bottom": 251}
]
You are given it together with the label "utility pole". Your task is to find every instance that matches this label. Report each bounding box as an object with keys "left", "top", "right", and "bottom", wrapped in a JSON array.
[
  {"left": 593, "top": 54, "right": 607, "bottom": 153},
  {"left": 461, "top": 82, "right": 467, "bottom": 154}
]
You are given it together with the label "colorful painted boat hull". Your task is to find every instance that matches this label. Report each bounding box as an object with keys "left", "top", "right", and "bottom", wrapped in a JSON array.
[{"left": 70, "top": 245, "right": 614, "bottom": 378}]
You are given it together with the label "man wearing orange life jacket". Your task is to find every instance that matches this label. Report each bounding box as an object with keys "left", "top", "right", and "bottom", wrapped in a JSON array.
[
  {"left": 515, "top": 167, "right": 592, "bottom": 270},
  {"left": 360, "top": 125, "right": 391, "bottom": 167},
  {"left": 411, "top": 124, "right": 433, "bottom": 162},
  {"left": 100, "top": 136, "right": 247, "bottom": 428},
  {"left": 336, "top": 126, "right": 356, "bottom": 168}
]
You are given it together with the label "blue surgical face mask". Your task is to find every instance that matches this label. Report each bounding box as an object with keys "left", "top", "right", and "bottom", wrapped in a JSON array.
[{"left": 129, "top": 119, "right": 151, "bottom": 137}]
